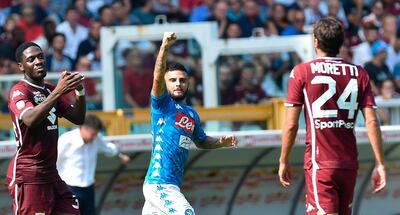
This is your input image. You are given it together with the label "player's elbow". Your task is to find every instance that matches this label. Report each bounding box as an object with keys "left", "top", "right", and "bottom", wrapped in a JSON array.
[
  {"left": 365, "top": 117, "right": 380, "bottom": 129},
  {"left": 284, "top": 121, "right": 299, "bottom": 133}
]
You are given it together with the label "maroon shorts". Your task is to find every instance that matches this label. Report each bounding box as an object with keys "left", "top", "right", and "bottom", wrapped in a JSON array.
[
  {"left": 304, "top": 168, "right": 357, "bottom": 215},
  {"left": 8, "top": 180, "right": 80, "bottom": 215}
]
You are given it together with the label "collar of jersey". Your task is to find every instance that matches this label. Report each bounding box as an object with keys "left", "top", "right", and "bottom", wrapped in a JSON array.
[{"left": 22, "top": 79, "right": 45, "bottom": 90}]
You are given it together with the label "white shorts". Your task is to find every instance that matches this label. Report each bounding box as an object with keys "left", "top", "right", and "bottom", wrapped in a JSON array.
[{"left": 142, "top": 183, "right": 195, "bottom": 215}]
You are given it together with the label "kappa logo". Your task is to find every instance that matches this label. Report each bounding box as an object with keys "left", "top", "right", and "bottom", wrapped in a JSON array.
[
  {"left": 11, "top": 90, "right": 24, "bottom": 100},
  {"left": 174, "top": 112, "right": 195, "bottom": 134}
]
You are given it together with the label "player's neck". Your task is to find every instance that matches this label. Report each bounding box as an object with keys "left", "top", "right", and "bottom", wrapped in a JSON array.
[
  {"left": 316, "top": 49, "right": 336, "bottom": 58},
  {"left": 24, "top": 75, "right": 44, "bottom": 87}
]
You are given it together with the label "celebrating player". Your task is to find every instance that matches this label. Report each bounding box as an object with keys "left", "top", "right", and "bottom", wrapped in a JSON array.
[
  {"left": 142, "top": 32, "right": 238, "bottom": 215},
  {"left": 6, "top": 42, "right": 86, "bottom": 215},
  {"left": 279, "top": 17, "right": 386, "bottom": 215}
]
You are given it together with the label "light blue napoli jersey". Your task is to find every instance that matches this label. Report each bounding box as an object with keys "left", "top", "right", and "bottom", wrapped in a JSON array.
[{"left": 145, "top": 92, "right": 207, "bottom": 187}]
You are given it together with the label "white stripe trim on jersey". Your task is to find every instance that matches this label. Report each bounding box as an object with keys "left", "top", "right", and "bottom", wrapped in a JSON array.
[
  {"left": 303, "top": 88, "right": 326, "bottom": 214},
  {"left": 21, "top": 79, "right": 45, "bottom": 89},
  {"left": 14, "top": 184, "right": 19, "bottom": 215},
  {"left": 18, "top": 107, "right": 33, "bottom": 120},
  {"left": 15, "top": 115, "right": 23, "bottom": 147},
  {"left": 316, "top": 56, "right": 343, "bottom": 60},
  {"left": 8, "top": 148, "right": 20, "bottom": 188}
]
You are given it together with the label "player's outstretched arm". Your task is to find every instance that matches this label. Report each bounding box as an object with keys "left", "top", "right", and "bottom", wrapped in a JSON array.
[
  {"left": 21, "top": 71, "right": 84, "bottom": 127},
  {"left": 362, "top": 107, "right": 386, "bottom": 193},
  {"left": 151, "top": 32, "right": 177, "bottom": 97},
  {"left": 279, "top": 105, "right": 301, "bottom": 188},
  {"left": 195, "top": 135, "right": 238, "bottom": 149}
]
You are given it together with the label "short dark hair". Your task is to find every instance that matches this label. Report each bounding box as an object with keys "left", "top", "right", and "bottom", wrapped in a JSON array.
[
  {"left": 167, "top": 62, "right": 188, "bottom": 74},
  {"left": 50, "top": 32, "right": 66, "bottom": 45},
  {"left": 15, "top": 42, "right": 42, "bottom": 63},
  {"left": 313, "top": 17, "right": 344, "bottom": 56},
  {"left": 83, "top": 114, "right": 104, "bottom": 131}
]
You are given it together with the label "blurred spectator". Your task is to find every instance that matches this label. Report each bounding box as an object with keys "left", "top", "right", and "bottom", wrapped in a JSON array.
[
  {"left": 393, "top": 62, "right": 400, "bottom": 92},
  {"left": 98, "top": 5, "right": 115, "bottom": 26},
  {"left": 218, "top": 64, "right": 235, "bottom": 105},
  {"left": 227, "top": 0, "right": 243, "bottom": 22},
  {"left": 320, "top": 0, "right": 348, "bottom": 28},
  {"left": 0, "top": 16, "right": 17, "bottom": 44},
  {"left": 237, "top": 0, "right": 264, "bottom": 37},
  {"left": 46, "top": 33, "right": 73, "bottom": 73},
  {"left": 0, "top": 27, "right": 25, "bottom": 62},
  {"left": 73, "top": 0, "right": 94, "bottom": 27},
  {"left": 281, "top": 9, "right": 306, "bottom": 36},
  {"left": 383, "top": 0, "right": 400, "bottom": 16},
  {"left": 56, "top": 6, "right": 89, "bottom": 60},
  {"left": 233, "top": 63, "right": 268, "bottom": 104},
  {"left": 362, "top": 0, "right": 385, "bottom": 28},
  {"left": 152, "top": 0, "right": 187, "bottom": 23},
  {"left": 304, "top": 0, "right": 323, "bottom": 27},
  {"left": 179, "top": 0, "right": 203, "bottom": 15},
  {"left": 112, "top": 0, "right": 137, "bottom": 25},
  {"left": 42, "top": 18, "right": 57, "bottom": 53},
  {"left": 375, "top": 79, "right": 399, "bottom": 125},
  {"left": 225, "top": 22, "right": 242, "bottom": 39},
  {"left": 77, "top": 19, "right": 101, "bottom": 59},
  {"left": 189, "top": 0, "right": 213, "bottom": 22},
  {"left": 130, "top": 0, "right": 156, "bottom": 25},
  {"left": 206, "top": 0, "right": 233, "bottom": 38},
  {"left": 352, "top": 23, "right": 379, "bottom": 67},
  {"left": 364, "top": 40, "right": 393, "bottom": 95},
  {"left": 47, "top": 0, "right": 72, "bottom": 22},
  {"left": 387, "top": 31, "right": 400, "bottom": 73},
  {"left": 267, "top": 3, "right": 289, "bottom": 35},
  {"left": 122, "top": 48, "right": 153, "bottom": 108},
  {"left": 86, "top": 44, "right": 101, "bottom": 71},
  {"left": 10, "top": 2, "right": 48, "bottom": 24},
  {"left": 76, "top": 56, "right": 102, "bottom": 110},
  {"left": 380, "top": 15, "right": 397, "bottom": 46},
  {"left": 16, "top": 4, "right": 45, "bottom": 43}
]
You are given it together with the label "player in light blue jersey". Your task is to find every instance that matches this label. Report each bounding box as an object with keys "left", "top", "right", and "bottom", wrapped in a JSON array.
[{"left": 142, "top": 32, "right": 238, "bottom": 215}]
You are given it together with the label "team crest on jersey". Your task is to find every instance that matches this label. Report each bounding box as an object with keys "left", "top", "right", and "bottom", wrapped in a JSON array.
[
  {"left": 175, "top": 112, "right": 195, "bottom": 134},
  {"left": 33, "top": 91, "right": 46, "bottom": 104}
]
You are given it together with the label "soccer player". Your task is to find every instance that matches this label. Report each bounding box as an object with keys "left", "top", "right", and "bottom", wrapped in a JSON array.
[
  {"left": 278, "top": 17, "right": 386, "bottom": 215},
  {"left": 142, "top": 32, "right": 238, "bottom": 215},
  {"left": 6, "top": 42, "right": 86, "bottom": 215}
]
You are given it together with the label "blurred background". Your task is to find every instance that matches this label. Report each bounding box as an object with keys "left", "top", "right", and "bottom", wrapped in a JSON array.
[{"left": 0, "top": 0, "right": 400, "bottom": 214}]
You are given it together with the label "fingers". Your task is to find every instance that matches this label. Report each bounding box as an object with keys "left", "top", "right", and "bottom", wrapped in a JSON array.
[
  {"left": 221, "top": 135, "right": 238, "bottom": 148},
  {"left": 371, "top": 167, "right": 386, "bottom": 193},
  {"left": 279, "top": 170, "right": 292, "bottom": 188},
  {"left": 163, "top": 32, "right": 177, "bottom": 46}
]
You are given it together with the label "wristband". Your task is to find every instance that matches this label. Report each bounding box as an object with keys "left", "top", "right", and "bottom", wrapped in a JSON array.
[{"left": 75, "top": 89, "right": 85, "bottom": 96}]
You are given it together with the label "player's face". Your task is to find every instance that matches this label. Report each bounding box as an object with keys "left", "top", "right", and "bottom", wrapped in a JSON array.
[
  {"left": 80, "top": 126, "right": 99, "bottom": 143},
  {"left": 19, "top": 46, "right": 47, "bottom": 83},
  {"left": 165, "top": 70, "right": 189, "bottom": 101}
]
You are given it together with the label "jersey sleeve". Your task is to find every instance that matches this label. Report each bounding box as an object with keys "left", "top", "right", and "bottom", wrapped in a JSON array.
[
  {"left": 358, "top": 66, "right": 377, "bottom": 109},
  {"left": 8, "top": 86, "right": 34, "bottom": 120},
  {"left": 192, "top": 112, "right": 207, "bottom": 143},
  {"left": 150, "top": 91, "right": 171, "bottom": 113},
  {"left": 285, "top": 65, "right": 305, "bottom": 106}
]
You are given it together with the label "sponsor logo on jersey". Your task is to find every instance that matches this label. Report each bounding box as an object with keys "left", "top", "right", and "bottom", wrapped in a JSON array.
[
  {"left": 179, "top": 135, "right": 194, "bottom": 150},
  {"left": 314, "top": 119, "right": 354, "bottom": 130},
  {"left": 175, "top": 112, "right": 195, "bottom": 134},
  {"left": 11, "top": 90, "right": 24, "bottom": 100}
]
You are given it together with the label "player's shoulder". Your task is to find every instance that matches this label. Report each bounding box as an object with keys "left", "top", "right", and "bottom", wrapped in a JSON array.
[{"left": 9, "top": 81, "right": 29, "bottom": 97}]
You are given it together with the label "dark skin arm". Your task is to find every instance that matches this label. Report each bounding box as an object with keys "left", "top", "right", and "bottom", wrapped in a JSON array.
[{"left": 22, "top": 71, "right": 85, "bottom": 127}]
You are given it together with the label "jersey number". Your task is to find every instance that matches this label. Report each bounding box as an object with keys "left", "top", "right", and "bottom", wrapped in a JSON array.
[{"left": 311, "top": 76, "right": 358, "bottom": 119}]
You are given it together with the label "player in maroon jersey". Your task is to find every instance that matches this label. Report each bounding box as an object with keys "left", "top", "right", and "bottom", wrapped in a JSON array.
[
  {"left": 279, "top": 17, "right": 386, "bottom": 215},
  {"left": 6, "top": 42, "right": 86, "bottom": 215}
]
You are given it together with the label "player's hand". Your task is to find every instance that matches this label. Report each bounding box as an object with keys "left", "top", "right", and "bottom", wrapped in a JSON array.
[
  {"left": 118, "top": 153, "right": 131, "bottom": 166},
  {"left": 371, "top": 164, "right": 386, "bottom": 193},
  {"left": 219, "top": 135, "right": 238, "bottom": 148},
  {"left": 278, "top": 162, "right": 292, "bottom": 188},
  {"left": 54, "top": 71, "right": 85, "bottom": 95},
  {"left": 162, "top": 32, "right": 177, "bottom": 48}
]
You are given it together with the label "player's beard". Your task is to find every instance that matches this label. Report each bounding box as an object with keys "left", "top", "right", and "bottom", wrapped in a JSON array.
[{"left": 169, "top": 90, "right": 187, "bottom": 102}]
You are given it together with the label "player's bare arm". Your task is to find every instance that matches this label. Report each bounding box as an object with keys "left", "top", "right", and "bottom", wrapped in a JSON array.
[
  {"left": 362, "top": 107, "right": 386, "bottom": 193},
  {"left": 279, "top": 105, "right": 302, "bottom": 188},
  {"left": 21, "top": 71, "right": 85, "bottom": 127},
  {"left": 63, "top": 72, "right": 86, "bottom": 125},
  {"left": 151, "top": 32, "right": 177, "bottom": 97},
  {"left": 195, "top": 135, "right": 238, "bottom": 149}
]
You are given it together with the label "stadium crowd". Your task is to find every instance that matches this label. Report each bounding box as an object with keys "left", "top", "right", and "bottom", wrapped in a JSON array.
[{"left": 0, "top": 0, "right": 399, "bottom": 121}]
